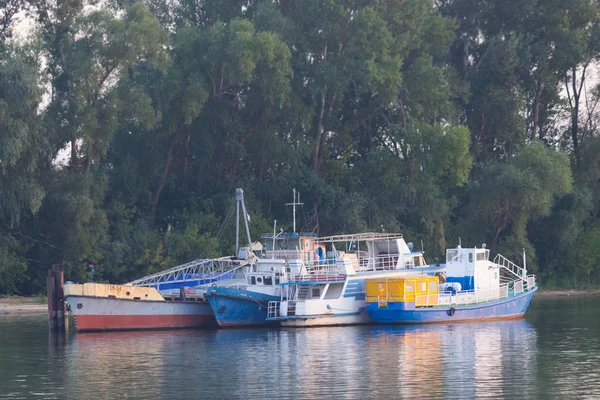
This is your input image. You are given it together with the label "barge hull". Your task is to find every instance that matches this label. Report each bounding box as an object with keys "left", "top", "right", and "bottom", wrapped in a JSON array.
[{"left": 66, "top": 295, "right": 215, "bottom": 332}]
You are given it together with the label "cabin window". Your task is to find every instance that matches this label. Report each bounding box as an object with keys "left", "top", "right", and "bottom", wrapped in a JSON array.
[
  {"left": 275, "top": 278, "right": 280, "bottom": 285},
  {"left": 469, "top": 252, "right": 473, "bottom": 262},
  {"left": 418, "top": 282, "right": 427, "bottom": 292},
  {"left": 264, "top": 276, "right": 273, "bottom": 286},
  {"left": 311, "top": 288, "right": 321, "bottom": 298},
  {"left": 429, "top": 282, "right": 436, "bottom": 291},
  {"left": 250, "top": 276, "right": 256, "bottom": 285},
  {"left": 405, "top": 283, "right": 414, "bottom": 293},
  {"left": 324, "top": 283, "right": 344, "bottom": 299},
  {"left": 447, "top": 250, "right": 458, "bottom": 260}
]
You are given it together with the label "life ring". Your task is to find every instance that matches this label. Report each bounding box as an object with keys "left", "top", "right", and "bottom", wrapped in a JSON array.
[
  {"left": 447, "top": 307, "right": 456, "bottom": 316},
  {"left": 211, "top": 283, "right": 217, "bottom": 287}
]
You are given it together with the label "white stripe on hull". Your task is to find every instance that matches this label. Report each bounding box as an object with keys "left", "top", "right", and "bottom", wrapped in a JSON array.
[{"left": 280, "top": 311, "right": 372, "bottom": 327}]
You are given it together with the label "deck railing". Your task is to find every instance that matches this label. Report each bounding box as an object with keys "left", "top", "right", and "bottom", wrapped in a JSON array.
[
  {"left": 290, "top": 263, "right": 346, "bottom": 282},
  {"left": 376, "top": 276, "right": 537, "bottom": 308}
]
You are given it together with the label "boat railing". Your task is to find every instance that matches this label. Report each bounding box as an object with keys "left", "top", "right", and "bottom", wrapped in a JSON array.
[
  {"left": 357, "top": 254, "right": 403, "bottom": 271},
  {"left": 514, "top": 280, "right": 524, "bottom": 295},
  {"left": 291, "top": 263, "right": 346, "bottom": 282},
  {"left": 526, "top": 275, "right": 536, "bottom": 290},
  {"left": 432, "top": 277, "right": 535, "bottom": 307},
  {"left": 267, "top": 301, "right": 280, "bottom": 319}
]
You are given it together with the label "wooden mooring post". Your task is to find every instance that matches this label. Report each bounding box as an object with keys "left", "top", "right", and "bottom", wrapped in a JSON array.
[{"left": 47, "top": 264, "right": 67, "bottom": 331}]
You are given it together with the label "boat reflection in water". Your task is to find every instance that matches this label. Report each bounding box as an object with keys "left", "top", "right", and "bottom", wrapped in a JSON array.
[
  {"left": 365, "top": 320, "right": 538, "bottom": 399},
  {"left": 56, "top": 320, "right": 537, "bottom": 399}
]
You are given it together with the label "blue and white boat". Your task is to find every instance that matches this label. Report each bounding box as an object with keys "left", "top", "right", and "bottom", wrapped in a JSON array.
[
  {"left": 364, "top": 244, "right": 537, "bottom": 324},
  {"left": 266, "top": 233, "right": 444, "bottom": 327},
  {"left": 206, "top": 232, "right": 321, "bottom": 327}
]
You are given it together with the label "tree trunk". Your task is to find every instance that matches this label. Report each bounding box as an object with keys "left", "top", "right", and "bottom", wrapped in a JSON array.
[
  {"left": 313, "top": 85, "right": 328, "bottom": 172},
  {"left": 151, "top": 135, "right": 177, "bottom": 219},
  {"left": 70, "top": 139, "right": 77, "bottom": 168},
  {"left": 182, "top": 132, "right": 191, "bottom": 187},
  {"left": 533, "top": 82, "right": 544, "bottom": 141}
]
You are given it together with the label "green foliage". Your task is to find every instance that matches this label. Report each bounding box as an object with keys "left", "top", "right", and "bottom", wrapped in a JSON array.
[
  {"left": 470, "top": 142, "right": 573, "bottom": 243},
  {"left": 2, "top": 0, "right": 600, "bottom": 294}
]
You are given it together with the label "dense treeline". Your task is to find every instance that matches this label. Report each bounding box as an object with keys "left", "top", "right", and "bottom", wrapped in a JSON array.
[{"left": 1, "top": 0, "right": 599, "bottom": 295}]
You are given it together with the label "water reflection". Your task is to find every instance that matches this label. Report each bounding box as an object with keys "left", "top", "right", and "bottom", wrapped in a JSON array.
[
  {"left": 2, "top": 299, "right": 600, "bottom": 400},
  {"left": 362, "top": 321, "right": 538, "bottom": 399}
]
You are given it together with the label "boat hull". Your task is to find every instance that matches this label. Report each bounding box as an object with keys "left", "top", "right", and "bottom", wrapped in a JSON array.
[
  {"left": 367, "top": 287, "right": 536, "bottom": 324},
  {"left": 65, "top": 295, "right": 215, "bottom": 331},
  {"left": 206, "top": 287, "right": 279, "bottom": 328}
]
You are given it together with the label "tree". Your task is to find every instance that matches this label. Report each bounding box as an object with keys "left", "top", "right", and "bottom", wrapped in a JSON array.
[
  {"left": 0, "top": 44, "right": 45, "bottom": 293},
  {"left": 470, "top": 142, "right": 573, "bottom": 247}
]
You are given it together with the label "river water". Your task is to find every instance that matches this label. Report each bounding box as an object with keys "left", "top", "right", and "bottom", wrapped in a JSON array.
[{"left": 1, "top": 296, "right": 599, "bottom": 399}]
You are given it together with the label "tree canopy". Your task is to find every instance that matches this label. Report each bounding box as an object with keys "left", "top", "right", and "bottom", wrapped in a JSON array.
[{"left": 1, "top": 0, "right": 600, "bottom": 294}]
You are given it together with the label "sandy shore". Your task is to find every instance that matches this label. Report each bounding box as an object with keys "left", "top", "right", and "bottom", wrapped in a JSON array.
[{"left": 0, "top": 298, "right": 48, "bottom": 315}]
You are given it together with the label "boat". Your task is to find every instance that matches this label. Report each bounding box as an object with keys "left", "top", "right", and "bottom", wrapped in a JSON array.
[
  {"left": 206, "top": 232, "right": 320, "bottom": 327},
  {"left": 63, "top": 282, "right": 215, "bottom": 331},
  {"left": 64, "top": 188, "right": 256, "bottom": 332},
  {"left": 364, "top": 244, "right": 537, "bottom": 324},
  {"left": 266, "top": 233, "right": 444, "bottom": 327},
  {"left": 64, "top": 257, "right": 249, "bottom": 331}
]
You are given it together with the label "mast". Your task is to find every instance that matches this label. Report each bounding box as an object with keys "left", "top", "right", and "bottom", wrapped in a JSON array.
[
  {"left": 285, "top": 188, "right": 304, "bottom": 233},
  {"left": 235, "top": 188, "right": 252, "bottom": 256}
]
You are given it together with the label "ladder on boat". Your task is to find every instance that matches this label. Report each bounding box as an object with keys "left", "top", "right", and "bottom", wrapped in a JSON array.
[
  {"left": 493, "top": 254, "right": 526, "bottom": 281},
  {"left": 126, "top": 257, "right": 246, "bottom": 288}
]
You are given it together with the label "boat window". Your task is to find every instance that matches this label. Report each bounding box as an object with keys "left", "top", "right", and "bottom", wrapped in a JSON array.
[
  {"left": 275, "top": 278, "right": 280, "bottom": 285},
  {"left": 418, "top": 282, "right": 427, "bottom": 292},
  {"left": 429, "top": 282, "right": 436, "bottom": 291},
  {"left": 257, "top": 277, "right": 263, "bottom": 284},
  {"left": 468, "top": 252, "right": 473, "bottom": 262},
  {"left": 447, "top": 249, "right": 458, "bottom": 260},
  {"left": 324, "top": 283, "right": 344, "bottom": 299},
  {"left": 251, "top": 276, "right": 256, "bottom": 285},
  {"left": 405, "top": 283, "right": 414, "bottom": 293},
  {"left": 264, "top": 276, "right": 273, "bottom": 286},
  {"left": 311, "top": 288, "right": 321, "bottom": 298}
]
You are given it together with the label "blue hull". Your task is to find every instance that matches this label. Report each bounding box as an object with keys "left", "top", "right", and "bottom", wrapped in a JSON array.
[
  {"left": 367, "top": 287, "right": 536, "bottom": 324},
  {"left": 207, "top": 287, "right": 279, "bottom": 328}
]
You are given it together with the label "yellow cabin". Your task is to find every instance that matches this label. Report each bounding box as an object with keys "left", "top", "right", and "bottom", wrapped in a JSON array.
[{"left": 366, "top": 276, "right": 439, "bottom": 307}]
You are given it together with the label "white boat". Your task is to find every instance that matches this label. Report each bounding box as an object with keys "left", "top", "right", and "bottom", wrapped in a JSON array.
[{"left": 266, "top": 233, "right": 444, "bottom": 327}]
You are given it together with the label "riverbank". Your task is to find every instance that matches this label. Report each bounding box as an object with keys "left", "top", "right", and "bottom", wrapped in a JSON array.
[
  {"left": 535, "top": 289, "right": 600, "bottom": 298},
  {"left": 0, "top": 297, "right": 47, "bottom": 315}
]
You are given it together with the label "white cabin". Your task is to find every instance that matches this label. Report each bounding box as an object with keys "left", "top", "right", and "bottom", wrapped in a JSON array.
[{"left": 444, "top": 246, "right": 498, "bottom": 292}]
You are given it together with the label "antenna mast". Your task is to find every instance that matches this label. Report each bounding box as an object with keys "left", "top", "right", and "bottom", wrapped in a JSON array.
[{"left": 286, "top": 189, "right": 304, "bottom": 233}]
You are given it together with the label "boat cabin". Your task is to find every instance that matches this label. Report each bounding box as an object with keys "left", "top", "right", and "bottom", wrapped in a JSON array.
[
  {"left": 315, "top": 233, "right": 427, "bottom": 272},
  {"left": 262, "top": 232, "right": 322, "bottom": 264},
  {"left": 444, "top": 245, "right": 497, "bottom": 292}
]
